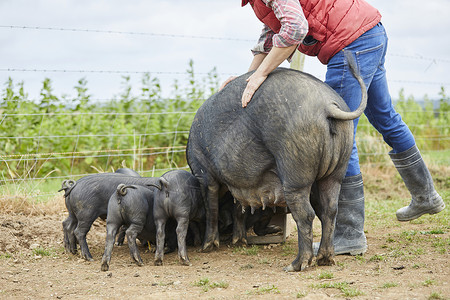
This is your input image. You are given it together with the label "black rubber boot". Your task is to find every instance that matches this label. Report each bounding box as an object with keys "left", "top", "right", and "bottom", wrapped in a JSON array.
[
  {"left": 389, "top": 145, "right": 445, "bottom": 221},
  {"left": 314, "top": 173, "right": 367, "bottom": 256}
]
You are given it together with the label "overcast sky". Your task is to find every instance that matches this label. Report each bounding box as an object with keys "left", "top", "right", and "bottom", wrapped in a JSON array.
[{"left": 1, "top": 0, "right": 449, "bottom": 101}]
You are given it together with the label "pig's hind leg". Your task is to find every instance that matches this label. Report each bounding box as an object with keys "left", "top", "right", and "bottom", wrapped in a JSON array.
[
  {"left": 154, "top": 217, "right": 167, "bottom": 266},
  {"left": 283, "top": 187, "right": 315, "bottom": 272},
  {"left": 101, "top": 222, "right": 120, "bottom": 271},
  {"left": 175, "top": 216, "right": 191, "bottom": 266},
  {"left": 311, "top": 178, "right": 339, "bottom": 266},
  {"left": 125, "top": 223, "right": 145, "bottom": 266},
  {"left": 62, "top": 212, "right": 78, "bottom": 254}
]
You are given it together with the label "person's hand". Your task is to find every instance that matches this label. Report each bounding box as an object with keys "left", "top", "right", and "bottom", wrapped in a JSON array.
[
  {"left": 219, "top": 76, "right": 237, "bottom": 91},
  {"left": 242, "top": 71, "right": 267, "bottom": 108}
]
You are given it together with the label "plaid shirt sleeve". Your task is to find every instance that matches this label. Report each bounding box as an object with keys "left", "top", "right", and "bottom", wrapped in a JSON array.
[{"left": 251, "top": 0, "right": 308, "bottom": 55}]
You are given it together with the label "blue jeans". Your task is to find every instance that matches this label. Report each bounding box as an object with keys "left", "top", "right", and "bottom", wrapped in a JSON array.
[{"left": 325, "top": 23, "right": 415, "bottom": 177}]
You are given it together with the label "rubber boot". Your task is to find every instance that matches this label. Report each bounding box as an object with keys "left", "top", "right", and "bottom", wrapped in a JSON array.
[
  {"left": 314, "top": 173, "right": 367, "bottom": 256},
  {"left": 389, "top": 145, "right": 445, "bottom": 221}
]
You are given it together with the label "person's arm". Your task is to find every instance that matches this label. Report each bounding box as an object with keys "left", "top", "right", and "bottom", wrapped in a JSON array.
[
  {"left": 242, "top": 45, "right": 297, "bottom": 107},
  {"left": 242, "top": 0, "right": 308, "bottom": 107}
]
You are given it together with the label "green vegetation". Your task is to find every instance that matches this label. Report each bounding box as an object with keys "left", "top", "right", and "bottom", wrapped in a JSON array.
[
  {"left": 357, "top": 87, "right": 449, "bottom": 164},
  {"left": 310, "top": 281, "right": 364, "bottom": 297},
  {"left": 32, "top": 247, "right": 57, "bottom": 257},
  {"left": 192, "top": 277, "right": 229, "bottom": 292},
  {"left": 381, "top": 282, "right": 398, "bottom": 289},
  {"left": 423, "top": 279, "right": 436, "bottom": 287},
  {"left": 232, "top": 245, "right": 260, "bottom": 256},
  {"left": 0, "top": 60, "right": 219, "bottom": 184},
  {"left": 317, "top": 271, "right": 334, "bottom": 279},
  {"left": 248, "top": 284, "right": 280, "bottom": 295},
  {"left": 1, "top": 63, "right": 448, "bottom": 193},
  {"left": 428, "top": 292, "right": 445, "bottom": 300}
]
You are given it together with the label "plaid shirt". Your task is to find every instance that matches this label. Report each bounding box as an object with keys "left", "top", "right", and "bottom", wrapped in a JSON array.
[{"left": 251, "top": 0, "right": 308, "bottom": 55}]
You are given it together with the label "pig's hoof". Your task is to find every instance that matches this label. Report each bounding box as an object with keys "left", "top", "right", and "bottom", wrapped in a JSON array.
[
  {"left": 202, "top": 240, "right": 219, "bottom": 252},
  {"left": 101, "top": 263, "right": 109, "bottom": 272},
  {"left": 283, "top": 264, "right": 296, "bottom": 272},
  {"left": 316, "top": 255, "right": 335, "bottom": 266},
  {"left": 137, "top": 261, "right": 144, "bottom": 267},
  {"left": 154, "top": 259, "right": 163, "bottom": 266},
  {"left": 231, "top": 237, "right": 247, "bottom": 247},
  {"left": 180, "top": 259, "right": 191, "bottom": 266}
]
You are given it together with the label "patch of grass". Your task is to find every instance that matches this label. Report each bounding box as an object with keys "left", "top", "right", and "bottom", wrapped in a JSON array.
[
  {"left": 296, "top": 290, "right": 308, "bottom": 298},
  {"left": 428, "top": 292, "right": 445, "bottom": 299},
  {"left": 354, "top": 254, "right": 366, "bottom": 263},
  {"left": 431, "top": 237, "right": 449, "bottom": 254},
  {"left": 389, "top": 249, "right": 406, "bottom": 258},
  {"left": 421, "top": 229, "right": 445, "bottom": 235},
  {"left": 0, "top": 252, "right": 12, "bottom": 259},
  {"left": 381, "top": 282, "right": 398, "bottom": 289},
  {"left": 386, "top": 236, "right": 396, "bottom": 243},
  {"left": 249, "top": 285, "right": 280, "bottom": 295},
  {"left": 232, "top": 245, "right": 260, "bottom": 256},
  {"left": 412, "top": 247, "right": 425, "bottom": 255},
  {"left": 317, "top": 271, "right": 334, "bottom": 279},
  {"left": 311, "top": 281, "right": 364, "bottom": 297},
  {"left": 281, "top": 243, "right": 296, "bottom": 256},
  {"left": 192, "top": 277, "right": 229, "bottom": 292},
  {"left": 210, "top": 281, "right": 229, "bottom": 289},
  {"left": 423, "top": 279, "right": 436, "bottom": 287},
  {"left": 369, "top": 254, "right": 384, "bottom": 262},
  {"left": 32, "top": 247, "right": 55, "bottom": 257}
]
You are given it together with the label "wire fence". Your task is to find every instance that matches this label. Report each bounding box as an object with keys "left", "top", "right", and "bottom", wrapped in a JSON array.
[{"left": 1, "top": 24, "right": 449, "bottom": 201}]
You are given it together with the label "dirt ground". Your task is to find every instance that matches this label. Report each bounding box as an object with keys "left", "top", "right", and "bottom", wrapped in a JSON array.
[{"left": 0, "top": 201, "right": 448, "bottom": 300}]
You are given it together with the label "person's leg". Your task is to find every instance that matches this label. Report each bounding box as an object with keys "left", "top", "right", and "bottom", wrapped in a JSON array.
[
  {"left": 362, "top": 25, "right": 445, "bottom": 221},
  {"left": 322, "top": 23, "right": 387, "bottom": 255}
]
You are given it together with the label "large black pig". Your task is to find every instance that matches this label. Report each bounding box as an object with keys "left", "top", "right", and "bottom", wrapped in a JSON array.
[{"left": 186, "top": 54, "right": 367, "bottom": 271}]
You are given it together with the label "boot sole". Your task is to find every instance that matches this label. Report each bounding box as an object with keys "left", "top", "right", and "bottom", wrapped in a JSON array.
[
  {"left": 313, "top": 243, "right": 368, "bottom": 256},
  {"left": 397, "top": 202, "right": 445, "bottom": 222}
]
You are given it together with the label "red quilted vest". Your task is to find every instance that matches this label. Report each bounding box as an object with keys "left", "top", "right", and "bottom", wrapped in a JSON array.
[{"left": 242, "top": 0, "right": 381, "bottom": 64}]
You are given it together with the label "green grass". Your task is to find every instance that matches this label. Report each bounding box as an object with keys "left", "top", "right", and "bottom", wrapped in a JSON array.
[
  {"left": 192, "top": 277, "right": 229, "bottom": 292},
  {"left": 310, "top": 281, "right": 364, "bottom": 297},
  {"left": 232, "top": 245, "right": 260, "bottom": 256},
  {"left": 248, "top": 285, "right": 280, "bottom": 295},
  {"left": 0, "top": 252, "right": 12, "bottom": 259},
  {"left": 428, "top": 292, "right": 445, "bottom": 300},
  {"left": 281, "top": 243, "right": 296, "bottom": 256},
  {"left": 369, "top": 254, "right": 384, "bottom": 262},
  {"left": 317, "top": 271, "right": 334, "bottom": 279},
  {"left": 422, "top": 279, "right": 436, "bottom": 287},
  {"left": 296, "top": 291, "right": 308, "bottom": 298},
  {"left": 32, "top": 247, "right": 56, "bottom": 257},
  {"left": 381, "top": 282, "right": 398, "bottom": 289}
]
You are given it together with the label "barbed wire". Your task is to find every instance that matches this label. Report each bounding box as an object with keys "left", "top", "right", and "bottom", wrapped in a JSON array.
[
  {"left": 2, "top": 166, "right": 190, "bottom": 185},
  {"left": 2, "top": 25, "right": 450, "bottom": 64},
  {"left": 0, "top": 111, "right": 196, "bottom": 117},
  {"left": 0, "top": 149, "right": 187, "bottom": 163},
  {"left": 0, "top": 25, "right": 253, "bottom": 42},
  {"left": 0, "top": 68, "right": 219, "bottom": 76},
  {"left": 2, "top": 68, "right": 450, "bottom": 86},
  {"left": 0, "top": 131, "right": 189, "bottom": 140},
  {"left": 1, "top": 68, "right": 449, "bottom": 87}
]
